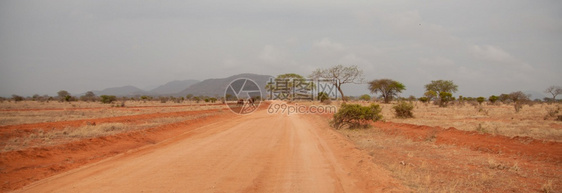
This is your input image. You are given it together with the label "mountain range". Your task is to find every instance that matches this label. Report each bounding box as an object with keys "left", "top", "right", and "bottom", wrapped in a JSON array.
[
  {"left": 91, "top": 73, "right": 273, "bottom": 98},
  {"left": 87, "top": 73, "right": 547, "bottom": 100}
]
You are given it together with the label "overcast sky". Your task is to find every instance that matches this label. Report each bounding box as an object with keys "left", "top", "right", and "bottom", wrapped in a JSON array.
[{"left": 1, "top": 0, "right": 561, "bottom": 98}]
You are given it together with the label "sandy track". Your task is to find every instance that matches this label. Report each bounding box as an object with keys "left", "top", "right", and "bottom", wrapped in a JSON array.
[{"left": 15, "top": 106, "right": 404, "bottom": 192}]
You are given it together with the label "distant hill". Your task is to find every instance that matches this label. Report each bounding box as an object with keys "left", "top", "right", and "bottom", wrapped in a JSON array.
[
  {"left": 93, "top": 86, "right": 149, "bottom": 96},
  {"left": 86, "top": 74, "right": 272, "bottom": 97},
  {"left": 150, "top": 80, "right": 200, "bottom": 95},
  {"left": 177, "top": 73, "right": 273, "bottom": 98}
]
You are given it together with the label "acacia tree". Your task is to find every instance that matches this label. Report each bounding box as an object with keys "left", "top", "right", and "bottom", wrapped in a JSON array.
[
  {"left": 476, "top": 97, "right": 485, "bottom": 105},
  {"left": 359, "top": 94, "right": 371, "bottom": 101},
  {"left": 545, "top": 86, "right": 562, "bottom": 102},
  {"left": 489, "top": 95, "right": 499, "bottom": 104},
  {"left": 498, "top": 94, "right": 511, "bottom": 103},
  {"left": 185, "top": 94, "right": 193, "bottom": 101},
  {"left": 57, "top": 90, "right": 71, "bottom": 102},
  {"left": 368, "top": 79, "right": 405, "bottom": 103},
  {"left": 424, "top": 90, "right": 437, "bottom": 102},
  {"left": 424, "top": 80, "right": 458, "bottom": 107},
  {"left": 266, "top": 73, "right": 311, "bottom": 100},
  {"left": 309, "top": 65, "right": 363, "bottom": 101},
  {"left": 81, "top": 91, "right": 97, "bottom": 102}
]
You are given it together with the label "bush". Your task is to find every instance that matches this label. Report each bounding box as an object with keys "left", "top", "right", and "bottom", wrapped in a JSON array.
[
  {"left": 489, "top": 95, "right": 499, "bottom": 104},
  {"left": 476, "top": 97, "right": 485, "bottom": 105},
  {"left": 509, "top": 91, "right": 530, "bottom": 112},
  {"left": 393, "top": 101, "right": 414, "bottom": 118},
  {"left": 318, "top": 92, "right": 329, "bottom": 102},
  {"left": 331, "top": 103, "right": 383, "bottom": 129},
  {"left": 418, "top": 97, "right": 429, "bottom": 103},
  {"left": 359, "top": 94, "right": 371, "bottom": 101},
  {"left": 100, "top": 95, "right": 117, "bottom": 104},
  {"left": 544, "top": 106, "right": 561, "bottom": 121},
  {"left": 12, "top": 95, "right": 24, "bottom": 102},
  {"left": 438, "top": 92, "right": 454, "bottom": 107}
]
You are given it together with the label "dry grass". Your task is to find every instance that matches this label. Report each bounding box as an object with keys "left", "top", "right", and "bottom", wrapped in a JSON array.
[
  {"left": 0, "top": 100, "right": 218, "bottom": 110},
  {"left": 365, "top": 101, "right": 562, "bottom": 142},
  {"left": 1, "top": 113, "right": 215, "bottom": 152},
  {"left": 277, "top": 100, "right": 561, "bottom": 141},
  {"left": 0, "top": 101, "right": 224, "bottom": 126},
  {"left": 337, "top": 127, "right": 561, "bottom": 192}
]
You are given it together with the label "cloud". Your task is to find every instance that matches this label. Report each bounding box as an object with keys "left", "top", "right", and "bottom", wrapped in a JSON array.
[
  {"left": 470, "top": 45, "right": 516, "bottom": 64},
  {"left": 1, "top": 0, "right": 560, "bottom": 98},
  {"left": 259, "top": 45, "right": 281, "bottom": 63},
  {"left": 469, "top": 44, "right": 534, "bottom": 71},
  {"left": 418, "top": 56, "right": 455, "bottom": 67},
  {"left": 313, "top": 38, "right": 346, "bottom": 51},
  {"left": 339, "top": 53, "right": 372, "bottom": 67}
]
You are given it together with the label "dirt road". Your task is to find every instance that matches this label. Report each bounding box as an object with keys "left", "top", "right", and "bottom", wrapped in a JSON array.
[{"left": 15, "top": 106, "right": 404, "bottom": 192}]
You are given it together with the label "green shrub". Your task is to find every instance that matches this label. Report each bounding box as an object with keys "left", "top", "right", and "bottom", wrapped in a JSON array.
[
  {"left": 331, "top": 103, "right": 383, "bottom": 129},
  {"left": 489, "top": 95, "right": 499, "bottom": 104},
  {"left": 438, "top": 92, "right": 453, "bottom": 107},
  {"left": 393, "top": 101, "right": 414, "bottom": 118},
  {"left": 100, "top": 95, "right": 117, "bottom": 104},
  {"left": 318, "top": 92, "right": 329, "bottom": 102},
  {"left": 476, "top": 97, "right": 485, "bottom": 105},
  {"left": 359, "top": 94, "right": 371, "bottom": 101}
]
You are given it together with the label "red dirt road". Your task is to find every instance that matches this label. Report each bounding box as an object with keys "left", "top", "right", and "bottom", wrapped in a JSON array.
[{"left": 14, "top": 106, "right": 405, "bottom": 192}]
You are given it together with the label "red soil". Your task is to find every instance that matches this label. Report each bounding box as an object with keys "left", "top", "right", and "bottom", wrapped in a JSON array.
[
  {"left": 372, "top": 121, "right": 562, "bottom": 164},
  {"left": 0, "top": 103, "right": 225, "bottom": 112},
  {"left": 0, "top": 108, "right": 228, "bottom": 140},
  {"left": 0, "top": 109, "right": 233, "bottom": 192}
]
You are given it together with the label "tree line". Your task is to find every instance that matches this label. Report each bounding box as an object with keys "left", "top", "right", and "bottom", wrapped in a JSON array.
[
  {"left": 4, "top": 91, "right": 224, "bottom": 105},
  {"left": 6, "top": 64, "right": 561, "bottom": 106}
]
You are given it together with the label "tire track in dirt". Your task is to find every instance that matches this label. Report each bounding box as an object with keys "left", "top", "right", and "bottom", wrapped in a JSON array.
[
  {"left": 0, "top": 110, "right": 233, "bottom": 192},
  {"left": 11, "top": 103, "right": 407, "bottom": 193}
]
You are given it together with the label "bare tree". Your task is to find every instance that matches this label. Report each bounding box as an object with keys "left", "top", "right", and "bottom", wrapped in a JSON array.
[
  {"left": 309, "top": 65, "right": 364, "bottom": 101},
  {"left": 81, "top": 91, "right": 97, "bottom": 102},
  {"left": 509, "top": 91, "right": 530, "bottom": 112},
  {"left": 544, "top": 86, "right": 562, "bottom": 102}
]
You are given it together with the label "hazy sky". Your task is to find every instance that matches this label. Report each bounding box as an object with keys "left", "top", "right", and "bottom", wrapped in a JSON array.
[{"left": 1, "top": 0, "right": 561, "bottom": 98}]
